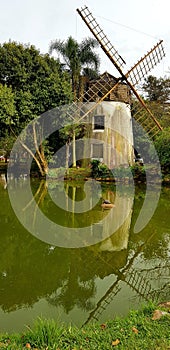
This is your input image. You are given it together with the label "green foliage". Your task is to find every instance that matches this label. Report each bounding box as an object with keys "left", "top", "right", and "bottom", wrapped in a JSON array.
[
  {"left": 142, "top": 75, "right": 170, "bottom": 103},
  {"left": 0, "top": 304, "right": 169, "bottom": 349},
  {"left": 153, "top": 128, "right": 170, "bottom": 172},
  {"left": 90, "top": 159, "right": 113, "bottom": 179},
  {"left": 0, "top": 133, "right": 16, "bottom": 159},
  {"left": 113, "top": 166, "right": 132, "bottom": 179},
  {"left": 0, "top": 41, "right": 73, "bottom": 174},
  {"left": 0, "top": 41, "right": 73, "bottom": 133},
  {"left": 49, "top": 35, "right": 100, "bottom": 168},
  {"left": 23, "top": 317, "right": 63, "bottom": 349},
  {"left": 49, "top": 36, "right": 100, "bottom": 99},
  {"left": 130, "top": 163, "right": 146, "bottom": 182},
  {"left": 90, "top": 159, "right": 102, "bottom": 178},
  {"left": 140, "top": 75, "right": 170, "bottom": 129},
  {"left": 0, "top": 84, "right": 18, "bottom": 136}
]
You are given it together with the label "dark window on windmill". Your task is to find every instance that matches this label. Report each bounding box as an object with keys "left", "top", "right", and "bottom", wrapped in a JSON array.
[
  {"left": 94, "top": 115, "right": 105, "bottom": 131},
  {"left": 92, "top": 143, "right": 104, "bottom": 159}
]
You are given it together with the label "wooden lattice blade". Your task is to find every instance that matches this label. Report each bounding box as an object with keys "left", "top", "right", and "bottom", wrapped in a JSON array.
[
  {"left": 77, "top": 5, "right": 126, "bottom": 73},
  {"left": 76, "top": 5, "right": 165, "bottom": 135},
  {"left": 65, "top": 77, "right": 161, "bottom": 139},
  {"left": 64, "top": 73, "right": 120, "bottom": 124},
  {"left": 126, "top": 40, "right": 165, "bottom": 86},
  {"left": 131, "top": 97, "right": 162, "bottom": 138},
  {"left": 77, "top": 5, "right": 165, "bottom": 88}
]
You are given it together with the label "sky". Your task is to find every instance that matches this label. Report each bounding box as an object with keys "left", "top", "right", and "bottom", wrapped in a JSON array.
[{"left": 1, "top": 0, "right": 170, "bottom": 80}]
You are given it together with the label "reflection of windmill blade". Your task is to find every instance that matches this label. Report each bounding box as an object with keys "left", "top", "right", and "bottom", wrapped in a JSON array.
[
  {"left": 83, "top": 234, "right": 157, "bottom": 326},
  {"left": 83, "top": 280, "right": 121, "bottom": 326},
  {"left": 141, "top": 261, "right": 170, "bottom": 279},
  {"left": 84, "top": 265, "right": 156, "bottom": 325},
  {"left": 127, "top": 40, "right": 165, "bottom": 86},
  {"left": 133, "top": 263, "right": 170, "bottom": 301},
  {"left": 77, "top": 6, "right": 126, "bottom": 71},
  {"left": 125, "top": 269, "right": 152, "bottom": 299},
  {"left": 83, "top": 267, "right": 153, "bottom": 326},
  {"left": 149, "top": 283, "right": 170, "bottom": 301}
]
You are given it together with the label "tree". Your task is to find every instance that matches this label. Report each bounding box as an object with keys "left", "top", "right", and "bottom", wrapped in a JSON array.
[
  {"left": 153, "top": 128, "right": 170, "bottom": 173},
  {"left": 141, "top": 75, "right": 170, "bottom": 129},
  {"left": 49, "top": 36, "right": 99, "bottom": 99},
  {"left": 0, "top": 41, "right": 73, "bottom": 175},
  {"left": 49, "top": 36, "right": 100, "bottom": 167},
  {"left": 142, "top": 75, "right": 170, "bottom": 103},
  {"left": 0, "top": 84, "right": 18, "bottom": 137}
]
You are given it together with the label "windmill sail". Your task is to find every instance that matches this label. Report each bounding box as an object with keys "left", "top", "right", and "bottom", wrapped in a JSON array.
[
  {"left": 77, "top": 5, "right": 126, "bottom": 71},
  {"left": 127, "top": 40, "right": 165, "bottom": 86},
  {"left": 77, "top": 5, "right": 165, "bottom": 137}
]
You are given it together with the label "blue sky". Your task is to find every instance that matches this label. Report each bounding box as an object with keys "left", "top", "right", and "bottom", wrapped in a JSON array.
[{"left": 0, "top": 0, "right": 170, "bottom": 79}]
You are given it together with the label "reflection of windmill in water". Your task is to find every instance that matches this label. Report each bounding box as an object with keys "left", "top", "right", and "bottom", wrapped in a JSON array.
[
  {"left": 66, "top": 5, "right": 165, "bottom": 167},
  {"left": 83, "top": 234, "right": 170, "bottom": 326}
]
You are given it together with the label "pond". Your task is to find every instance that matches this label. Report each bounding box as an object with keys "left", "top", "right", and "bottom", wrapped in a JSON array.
[{"left": 0, "top": 173, "right": 169, "bottom": 332}]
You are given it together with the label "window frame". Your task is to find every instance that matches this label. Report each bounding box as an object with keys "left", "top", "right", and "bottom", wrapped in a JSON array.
[
  {"left": 91, "top": 143, "right": 104, "bottom": 161},
  {"left": 93, "top": 115, "right": 105, "bottom": 132}
]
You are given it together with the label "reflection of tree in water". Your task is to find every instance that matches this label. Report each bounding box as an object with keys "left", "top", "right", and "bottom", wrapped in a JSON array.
[
  {"left": 48, "top": 255, "right": 96, "bottom": 313},
  {"left": 49, "top": 279, "right": 95, "bottom": 313},
  {"left": 43, "top": 180, "right": 110, "bottom": 228},
  {"left": 0, "top": 179, "right": 169, "bottom": 322},
  {"left": 23, "top": 179, "right": 48, "bottom": 227}
]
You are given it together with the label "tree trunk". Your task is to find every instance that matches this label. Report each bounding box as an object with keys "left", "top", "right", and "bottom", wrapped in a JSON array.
[
  {"left": 72, "top": 77, "right": 78, "bottom": 168},
  {"left": 32, "top": 123, "right": 48, "bottom": 177},
  {"left": 72, "top": 129, "right": 76, "bottom": 167},
  {"left": 66, "top": 141, "right": 70, "bottom": 175},
  {"left": 38, "top": 144, "right": 48, "bottom": 176}
]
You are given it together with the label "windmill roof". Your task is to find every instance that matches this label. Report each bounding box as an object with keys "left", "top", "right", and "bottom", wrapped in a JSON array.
[
  {"left": 100, "top": 71, "right": 117, "bottom": 80},
  {"left": 89, "top": 71, "right": 117, "bottom": 83},
  {"left": 90, "top": 71, "right": 127, "bottom": 85}
]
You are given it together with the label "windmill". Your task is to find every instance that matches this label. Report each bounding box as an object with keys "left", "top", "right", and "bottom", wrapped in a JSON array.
[
  {"left": 76, "top": 5, "right": 165, "bottom": 132},
  {"left": 64, "top": 5, "right": 165, "bottom": 168}
]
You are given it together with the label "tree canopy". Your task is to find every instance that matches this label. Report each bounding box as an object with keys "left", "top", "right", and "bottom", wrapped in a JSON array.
[
  {"left": 0, "top": 41, "right": 73, "bottom": 175},
  {"left": 142, "top": 75, "right": 170, "bottom": 103},
  {"left": 0, "top": 41, "right": 73, "bottom": 135},
  {"left": 49, "top": 36, "right": 100, "bottom": 100}
]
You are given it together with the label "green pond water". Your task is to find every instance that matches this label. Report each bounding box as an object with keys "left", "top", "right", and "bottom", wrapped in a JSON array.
[{"left": 0, "top": 173, "right": 169, "bottom": 333}]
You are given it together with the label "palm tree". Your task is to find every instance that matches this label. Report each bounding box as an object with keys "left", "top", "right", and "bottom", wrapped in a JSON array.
[
  {"left": 49, "top": 36, "right": 100, "bottom": 167},
  {"left": 49, "top": 36, "right": 100, "bottom": 100}
]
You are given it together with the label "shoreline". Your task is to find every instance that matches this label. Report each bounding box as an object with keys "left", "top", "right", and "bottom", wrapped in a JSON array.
[
  {"left": 1, "top": 163, "right": 170, "bottom": 185},
  {"left": 0, "top": 302, "right": 169, "bottom": 349}
]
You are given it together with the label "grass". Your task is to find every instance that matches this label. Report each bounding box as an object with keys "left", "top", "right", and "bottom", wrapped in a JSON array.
[
  {"left": 48, "top": 167, "right": 92, "bottom": 181},
  {"left": 0, "top": 302, "right": 169, "bottom": 349}
]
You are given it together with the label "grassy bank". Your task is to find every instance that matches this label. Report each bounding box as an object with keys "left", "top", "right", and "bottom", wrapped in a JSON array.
[
  {"left": 2, "top": 162, "right": 170, "bottom": 185},
  {"left": 0, "top": 302, "right": 169, "bottom": 349}
]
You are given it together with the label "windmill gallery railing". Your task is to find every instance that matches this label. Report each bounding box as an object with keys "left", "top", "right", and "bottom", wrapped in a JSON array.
[{"left": 64, "top": 5, "right": 166, "bottom": 138}]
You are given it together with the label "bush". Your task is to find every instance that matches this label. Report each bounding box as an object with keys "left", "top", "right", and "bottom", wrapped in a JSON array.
[
  {"left": 130, "top": 163, "right": 146, "bottom": 182},
  {"left": 153, "top": 128, "right": 170, "bottom": 174},
  {"left": 90, "top": 160, "right": 113, "bottom": 179}
]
